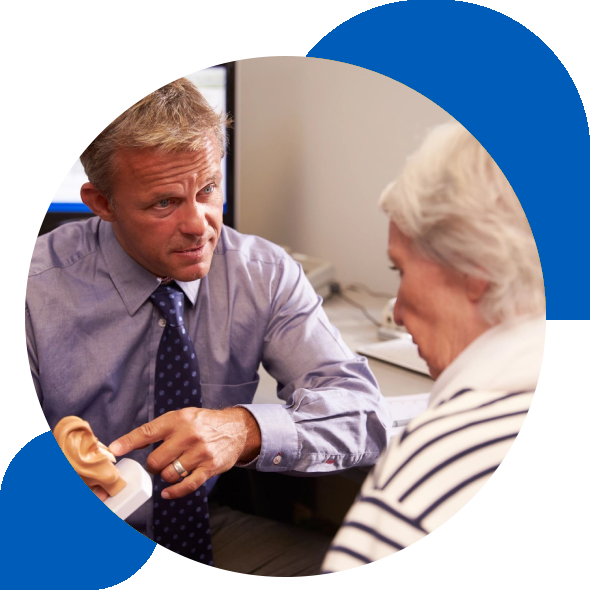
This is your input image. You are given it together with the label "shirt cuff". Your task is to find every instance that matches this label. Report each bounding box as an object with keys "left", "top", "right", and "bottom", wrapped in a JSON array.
[
  {"left": 234, "top": 456, "right": 259, "bottom": 468},
  {"left": 235, "top": 404, "right": 299, "bottom": 472}
]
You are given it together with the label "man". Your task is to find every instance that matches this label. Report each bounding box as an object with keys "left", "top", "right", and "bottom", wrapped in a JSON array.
[{"left": 26, "top": 78, "right": 391, "bottom": 575}]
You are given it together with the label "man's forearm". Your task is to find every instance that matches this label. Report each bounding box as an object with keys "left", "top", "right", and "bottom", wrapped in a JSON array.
[{"left": 243, "top": 372, "right": 391, "bottom": 474}]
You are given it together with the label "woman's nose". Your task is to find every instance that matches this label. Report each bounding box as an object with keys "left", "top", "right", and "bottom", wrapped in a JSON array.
[{"left": 393, "top": 296, "right": 404, "bottom": 327}]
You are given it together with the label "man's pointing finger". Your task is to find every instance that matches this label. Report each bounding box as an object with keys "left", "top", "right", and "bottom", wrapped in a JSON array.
[{"left": 109, "top": 416, "right": 171, "bottom": 456}]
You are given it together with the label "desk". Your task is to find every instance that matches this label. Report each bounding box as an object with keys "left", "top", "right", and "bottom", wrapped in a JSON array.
[{"left": 252, "top": 292, "right": 433, "bottom": 405}]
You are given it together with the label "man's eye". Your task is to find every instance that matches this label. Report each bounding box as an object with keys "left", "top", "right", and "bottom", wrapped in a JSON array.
[
  {"left": 203, "top": 184, "right": 214, "bottom": 195},
  {"left": 157, "top": 199, "right": 170, "bottom": 208}
]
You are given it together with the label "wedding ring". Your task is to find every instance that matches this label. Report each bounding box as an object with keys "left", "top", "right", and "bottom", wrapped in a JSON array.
[{"left": 172, "top": 459, "right": 189, "bottom": 478}]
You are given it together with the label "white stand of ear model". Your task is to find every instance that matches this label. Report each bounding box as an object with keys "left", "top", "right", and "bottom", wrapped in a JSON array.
[{"left": 104, "top": 459, "right": 152, "bottom": 521}]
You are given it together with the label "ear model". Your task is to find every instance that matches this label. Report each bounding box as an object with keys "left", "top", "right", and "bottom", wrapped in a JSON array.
[{"left": 53, "top": 416, "right": 127, "bottom": 496}]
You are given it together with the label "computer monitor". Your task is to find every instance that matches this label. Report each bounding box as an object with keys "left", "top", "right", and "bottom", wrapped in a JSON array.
[{"left": 39, "top": 62, "right": 236, "bottom": 235}]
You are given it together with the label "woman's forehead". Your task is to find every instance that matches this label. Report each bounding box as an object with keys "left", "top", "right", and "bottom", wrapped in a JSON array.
[{"left": 388, "top": 222, "right": 412, "bottom": 259}]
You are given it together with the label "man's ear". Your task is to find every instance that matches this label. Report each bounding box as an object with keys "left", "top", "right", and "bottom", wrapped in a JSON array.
[
  {"left": 81, "top": 182, "right": 116, "bottom": 222},
  {"left": 465, "top": 275, "right": 489, "bottom": 303}
]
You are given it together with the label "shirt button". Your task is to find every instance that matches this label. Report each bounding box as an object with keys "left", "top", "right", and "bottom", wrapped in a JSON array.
[
  {"left": 158, "top": 318, "right": 167, "bottom": 327},
  {"left": 272, "top": 455, "right": 282, "bottom": 465}
]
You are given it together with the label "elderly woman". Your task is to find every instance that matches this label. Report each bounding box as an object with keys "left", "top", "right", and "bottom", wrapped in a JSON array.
[{"left": 322, "top": 123, "right": 545, "bottom": 572}]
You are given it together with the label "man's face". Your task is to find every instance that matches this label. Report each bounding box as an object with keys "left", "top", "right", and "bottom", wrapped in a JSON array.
[
  {"left": 108, "top": 138, "right": 223, "bottom": 282},
  {"left": 388, "top": 222, "right": 474, "bottom": 379}
]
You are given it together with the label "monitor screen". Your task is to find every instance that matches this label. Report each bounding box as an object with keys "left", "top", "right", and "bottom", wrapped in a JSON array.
[{"left": 40, "top": 63, "right": 235, "bottom": 234}]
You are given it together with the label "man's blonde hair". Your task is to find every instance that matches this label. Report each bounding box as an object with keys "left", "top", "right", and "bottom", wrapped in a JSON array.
[{"left": 80, "top": 78, "right": 230, "bottom": 203}]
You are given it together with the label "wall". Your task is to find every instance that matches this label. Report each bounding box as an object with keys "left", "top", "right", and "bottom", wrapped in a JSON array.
[{"left": 235, "top": 57, "right": 455, "bottom": 295}]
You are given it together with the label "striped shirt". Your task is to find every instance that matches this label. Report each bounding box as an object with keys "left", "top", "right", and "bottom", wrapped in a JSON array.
[{"left": 323, "top": 315, "right": 545, "bottom": 572}]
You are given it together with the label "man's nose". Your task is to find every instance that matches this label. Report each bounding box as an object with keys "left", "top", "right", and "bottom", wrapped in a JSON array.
[{"left": 180, "top": 202, "right": 207, "bottom": 235}]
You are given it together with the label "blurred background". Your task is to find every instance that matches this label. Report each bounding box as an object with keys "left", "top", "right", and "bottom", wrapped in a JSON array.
[{"left": 237, "top": 57, "right": 454, "bottom": 295}]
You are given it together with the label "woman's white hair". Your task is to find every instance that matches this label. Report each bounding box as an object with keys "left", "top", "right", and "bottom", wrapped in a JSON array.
[{"left": 379, "top": 122, "right": 545, "bottom": 324}]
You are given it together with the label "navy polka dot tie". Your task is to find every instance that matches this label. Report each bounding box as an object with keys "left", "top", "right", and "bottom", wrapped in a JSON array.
[{"left": 150, "top": 283, "right": 213, "bottom": 565}]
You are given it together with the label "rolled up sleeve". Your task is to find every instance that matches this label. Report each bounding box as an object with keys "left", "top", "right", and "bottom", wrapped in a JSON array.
[{"left": 241, "top": 256, "right": 392, "bottom": 474}]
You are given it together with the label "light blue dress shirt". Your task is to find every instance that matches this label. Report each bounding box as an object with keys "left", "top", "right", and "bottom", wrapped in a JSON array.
[{"left": 26, "top": 218, "right": 391, "bottom": 534}]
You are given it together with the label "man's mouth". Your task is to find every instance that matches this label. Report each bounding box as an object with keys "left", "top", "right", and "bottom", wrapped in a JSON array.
[
  {"left": 172, "top": 241, "right": 208, "bottom": 259},
  {"left": 176, "top": 245, "right": 204, "bottom": 253}
]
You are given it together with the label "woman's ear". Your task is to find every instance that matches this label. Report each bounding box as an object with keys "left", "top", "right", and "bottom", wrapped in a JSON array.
[
  {"left": 465, "top": 275, "right": 489, "bottom": 303},
  {"left": 80, "top": 182, "right": 116, "bottom": 222}
]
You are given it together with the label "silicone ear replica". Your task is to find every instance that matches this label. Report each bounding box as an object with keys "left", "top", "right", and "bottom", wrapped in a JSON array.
[{"left": 53, "top": 416, "right": 127, "bottom": 496}]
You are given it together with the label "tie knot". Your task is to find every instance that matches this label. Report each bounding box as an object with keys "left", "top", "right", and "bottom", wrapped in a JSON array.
[{"left": 150, "top": 283, "right": 185, "bottom": 326}]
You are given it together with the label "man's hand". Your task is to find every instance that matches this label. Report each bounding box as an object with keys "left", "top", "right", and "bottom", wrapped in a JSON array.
[{"left": 109, "top": 407, "right": 261, "bottom": 500}]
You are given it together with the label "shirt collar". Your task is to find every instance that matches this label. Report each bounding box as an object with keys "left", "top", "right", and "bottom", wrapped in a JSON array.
[
  {"left": 429, "top": 314, "right": 546, "bottom": 407},
  {"left": 98, "top": 220, "right": 201, "bottom": 315},
  {"left": 175, "top": 279, "right": 200, "bottom": 306}
]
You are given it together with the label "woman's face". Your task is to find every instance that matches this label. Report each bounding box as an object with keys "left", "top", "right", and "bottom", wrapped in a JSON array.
[{"left": 389, "top": 223, "right": 489, "bottom": 379}]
